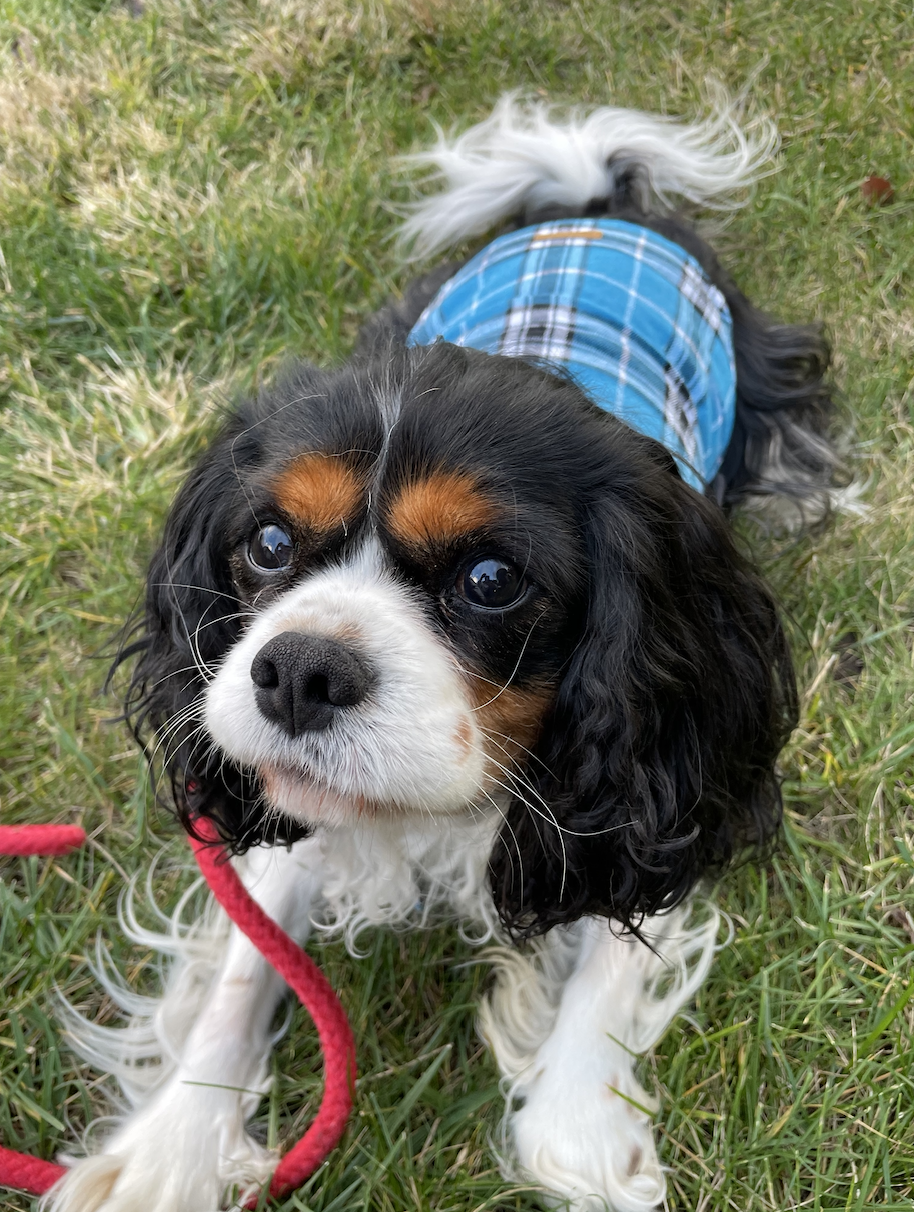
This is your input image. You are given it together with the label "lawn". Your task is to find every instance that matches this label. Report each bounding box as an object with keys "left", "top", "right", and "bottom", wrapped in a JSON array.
[{"left": 2, "top": 1, "right": 914, "bottom": 1209}]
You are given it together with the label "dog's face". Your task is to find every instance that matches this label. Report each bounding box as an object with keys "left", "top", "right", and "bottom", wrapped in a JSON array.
[
  {"left": 202, "top": 352, "right": 586, "bottom": 829},
  {"left": 129, "top": 341, "right": 796, "bottom": 934}
]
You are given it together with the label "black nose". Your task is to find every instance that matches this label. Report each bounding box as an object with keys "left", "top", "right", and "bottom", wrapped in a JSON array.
[{"left": 250, "top": 632, "right": 374, "bottom": 737}]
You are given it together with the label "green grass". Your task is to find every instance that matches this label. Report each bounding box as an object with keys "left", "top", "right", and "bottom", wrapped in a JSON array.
[{"left": 2, "top": 0, "right": 914, "bottom": 1209}]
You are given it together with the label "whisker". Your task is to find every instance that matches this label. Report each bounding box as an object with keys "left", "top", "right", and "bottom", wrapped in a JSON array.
[
  {"left": 484, "top": 768, "right": 568, "bottom": 900},
  {"left": 485, "top": 760, "right": 626, "bottom": 840},
  {"left": 192, "top": 609, "right": 257, "bottom": 633},
  {"left": 472, "top": 608, "right": 548, "bottom": 712},
  {"left": 148, "top": 582, "right": 245, "bottom": 601},
  {"left": 479, "top": 787, "right": 525, "bottom": 913},
  {"left": 147, "top": 697, "right": 208, "bottom": 768},
  {"left": 150, "top": 705, "right": 204, "bottom": 760},
  {"left": 228, "top": 391, "right": 333, "bottom": 526},
  {"left": 159, "top": 555, "right": 211, "bottom": 684},
  {"left": 187, "top": 593, "right": 245, "bottom": 682},
  {"left": 481, "top": 726, "right": 559, "bottom": 781},
  {"left": 158, "top": 719, "right": 211, "bottom": 775}
]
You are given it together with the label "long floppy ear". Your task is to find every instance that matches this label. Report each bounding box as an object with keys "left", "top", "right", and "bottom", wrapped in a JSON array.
[
  {"left": 489, "top": 468, "right": 797, "bottom": 937},
  {"left": 114, "top": 411, "right": 309, "bottom": 850}
]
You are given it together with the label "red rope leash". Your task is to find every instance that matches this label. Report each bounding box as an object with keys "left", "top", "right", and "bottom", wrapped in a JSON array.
[
  {"left": 0, "top": 1144, "right": 66, "bottom": 1199},
  {"left": 0, "top": 821, "right": 355, "bottom": 1203},
  {"left": 0, "top": 825, "right": 87, "bottom": 857},
  {"left": 190, "top": 819, "right": 356, "bottom": 1204},
  {"left": 0, "top": 827, "right": 87, "bottom": 1196}
]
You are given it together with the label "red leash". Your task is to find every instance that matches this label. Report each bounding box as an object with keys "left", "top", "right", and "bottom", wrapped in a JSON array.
[
  {"left": 0, "top": 825, "right": 88, "bottom": 858},
  {"left": 190, "top": 820, "right": 355, "bottom": 1204},
  {"left": 0, "top": 821, "right": 355, "bottom": 1203}
]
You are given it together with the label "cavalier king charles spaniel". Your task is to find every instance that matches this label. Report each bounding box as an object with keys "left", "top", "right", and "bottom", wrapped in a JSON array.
[{"left": 48, "top": 97, "right": 835, "bottom": 1212}]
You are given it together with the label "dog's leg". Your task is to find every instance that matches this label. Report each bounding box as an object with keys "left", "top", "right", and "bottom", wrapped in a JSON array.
[
  {"left": 44, "top": 837, "right": 324, "bottom": 1212},
  {"left": 481, "top": 902, "right": 718, "bottom": 1212}
]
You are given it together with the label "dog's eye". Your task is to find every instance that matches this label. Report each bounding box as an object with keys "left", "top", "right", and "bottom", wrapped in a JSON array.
[
  {"left": 248, "top": 524, "right": 294, "bottom": 572},
  {"left": 460, "top": 557, "right": 525, "bottom": 608}
]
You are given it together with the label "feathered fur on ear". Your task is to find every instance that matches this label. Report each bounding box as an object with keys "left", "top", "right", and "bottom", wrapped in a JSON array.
[
  {"left": 488, "top": 467, "right": 797, "bottom": 938},
  {"left": 113, "top": 411, "right": 309, "bottom": 851}
]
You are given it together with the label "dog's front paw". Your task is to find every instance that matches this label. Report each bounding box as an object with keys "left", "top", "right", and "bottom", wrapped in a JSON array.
[
  {"left": 508, "top": 1059, "right": 664, "bottom": 1212},
  {"left": 43, "top": 1085, "right": 276, "bottom": 1212}
]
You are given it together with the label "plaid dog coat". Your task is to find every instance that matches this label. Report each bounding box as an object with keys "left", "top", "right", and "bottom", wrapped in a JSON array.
[{"left": 407, "top": 219, "right": 736, "bottom": 492}]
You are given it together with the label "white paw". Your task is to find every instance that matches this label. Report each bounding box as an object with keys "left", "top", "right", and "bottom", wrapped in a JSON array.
[
  {"left": 509, "top": 1060, "right": 664, "bottom": 1212},
  {"left": 43, "top": 1084, "right": 276, "bottom": 1212}
]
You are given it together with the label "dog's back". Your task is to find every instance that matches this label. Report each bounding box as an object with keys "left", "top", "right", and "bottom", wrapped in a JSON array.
[{"left": 380, "top": 94, "right": 838, "bottom": 520}]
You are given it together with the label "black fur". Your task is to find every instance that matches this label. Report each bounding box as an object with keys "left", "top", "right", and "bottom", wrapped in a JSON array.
[
  {"left": 118, "top": 333, "right": 799, "bottom": 937},
  {"left": 121, "top": 363, "right": 388, "bottom": 850},
  {"left": 487, "top": 448, "right": 796, "bottom": 935},
  {"left": 120, "top": 409, "right": 307, "bottom": 849},
  {"left": 117, "top": 185, "right": 830, "bottom": 934}
]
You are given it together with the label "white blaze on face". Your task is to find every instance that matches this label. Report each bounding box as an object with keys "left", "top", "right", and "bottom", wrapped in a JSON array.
[{"left": 204, "top": 542, "right": 486, "bottom": 827}]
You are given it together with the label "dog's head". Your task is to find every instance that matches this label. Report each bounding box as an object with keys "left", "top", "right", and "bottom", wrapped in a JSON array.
[{"left": 125, "top": 341, "right": 795, "bottom": 935}]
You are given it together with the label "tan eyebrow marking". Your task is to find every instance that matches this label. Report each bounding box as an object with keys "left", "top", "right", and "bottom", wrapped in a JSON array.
[
  {"left": 272, "top": 453, "right": 364, "bottom": 533},
  {"left": 385, "top": 471, "right": 497, "bottom": 548}
]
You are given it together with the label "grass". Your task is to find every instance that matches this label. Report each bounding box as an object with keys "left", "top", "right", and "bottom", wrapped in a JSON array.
[{"left": 1, "top": 0, "right": 914, "bottom": 1208}]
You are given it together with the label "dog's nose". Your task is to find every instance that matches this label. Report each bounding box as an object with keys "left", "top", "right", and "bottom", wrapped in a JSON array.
[{"left": 250, "top": 632, "right": 374, "bottom": 736}]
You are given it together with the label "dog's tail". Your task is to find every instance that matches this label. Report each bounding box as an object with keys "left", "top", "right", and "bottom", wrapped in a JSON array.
[{"left": 399, "top": 92, "right": 777, "bottom": 258}]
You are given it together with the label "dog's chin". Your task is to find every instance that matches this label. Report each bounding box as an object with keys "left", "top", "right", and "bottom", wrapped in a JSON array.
[
  {"left": 259, "top": 765, "right": 376, "bottom": 829},
  {"left": 259, "top": 764, "right": 485, "bottom": 830},
  {"left": 258, "top": 763, "right": 466, "bottom": 830}
]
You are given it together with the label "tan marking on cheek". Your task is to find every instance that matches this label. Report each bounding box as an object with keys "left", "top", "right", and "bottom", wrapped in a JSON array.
[
  {"left": 386, "top": 471, "right": 496, "bottom": 547},
  {"left": 272, "top": 453, "right": 364, "bottom": 533},
  {"left": 475, "top": 684, "right": 554, "bottom": 768},
  {"left": 261, "top": 767, "right": 281, "bottom": 806},
  {"left": 453, "top": 716, "right": 473, "bottom": 759}
]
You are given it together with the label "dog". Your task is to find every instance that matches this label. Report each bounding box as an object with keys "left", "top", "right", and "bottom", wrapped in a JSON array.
[{"left": 46, "top": 96, "right": 836, "bottom": 1212}]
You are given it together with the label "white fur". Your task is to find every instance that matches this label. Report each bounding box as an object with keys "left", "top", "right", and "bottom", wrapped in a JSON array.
[
  {"left": 312, "top": 814, "right": 500, "bottom": 952},
  {"left": 55, "top": 871, "right": 227, "bottom": 1112},
  {"left": 482, "top": 905, "right": 719, "bottom": 1211},
  {"left": 741, "top": 418, "right": 866, "bottom": 529},
  {"left": 399, "top": 92, "right": 777, "bottom": 258},
  {"left": 205, "top": 539, "right": 488, "bottom": 826},
  {"left": 46, "top": 812, "right": 717, "bottom": 1212},
  {"left": 46, "top": 841, "right": 324, "bottom": 1212}
]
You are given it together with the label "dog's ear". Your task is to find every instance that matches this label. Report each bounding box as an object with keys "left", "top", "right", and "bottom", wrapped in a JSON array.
[
  {"left": 116, "top": 411, "right": 308, "bottom": 850},
  {"left": 488, "top": 466, "right": 797, "bottom": 937}
]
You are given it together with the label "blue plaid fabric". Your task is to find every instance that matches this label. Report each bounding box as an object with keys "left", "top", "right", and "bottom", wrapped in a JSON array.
[{"left": 407, "top": 219, "right": 736, "bottom": 491}]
